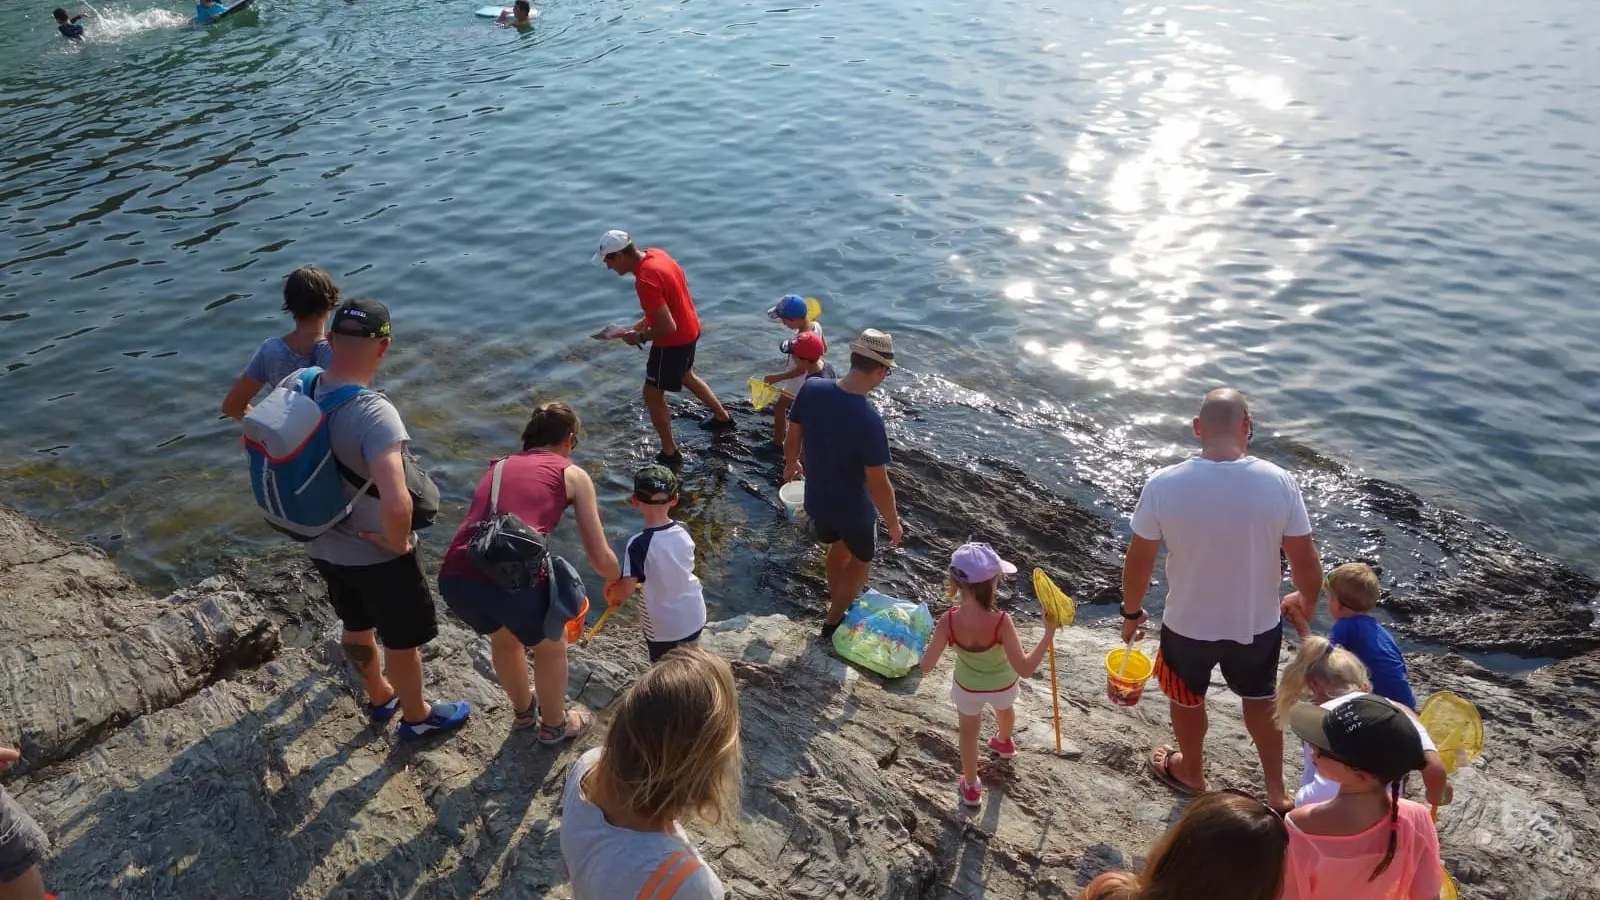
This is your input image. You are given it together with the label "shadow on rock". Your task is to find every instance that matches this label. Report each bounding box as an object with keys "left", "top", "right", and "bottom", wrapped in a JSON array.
[
  {"left": 323, "top": 730, "right": 553, "bottom": 898},
  {"left": 30, "top": 673, "right": 397, "bottom": 899}
]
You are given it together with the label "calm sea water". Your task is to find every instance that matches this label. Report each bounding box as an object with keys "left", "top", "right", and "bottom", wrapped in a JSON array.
[{"left": 2, "top": 0, "right": 1597, "bottom": 587}]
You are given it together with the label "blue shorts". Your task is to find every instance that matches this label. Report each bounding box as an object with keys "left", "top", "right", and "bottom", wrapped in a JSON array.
[{"left": 438, "top": 574, "right": 553, "bottom": 647}]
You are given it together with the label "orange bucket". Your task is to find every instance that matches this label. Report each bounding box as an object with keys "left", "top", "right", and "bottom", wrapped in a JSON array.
[
  {"left": 563, "top": 597, "right": 590, "bottom": 644},
  {"left": 1105, "top": 647, "right": 1153, "bottom": 707}
]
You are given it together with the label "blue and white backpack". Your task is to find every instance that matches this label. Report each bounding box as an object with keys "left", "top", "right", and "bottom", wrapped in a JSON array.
[{"left": 242, "top": 367, "right": 373, "bottom": 541}]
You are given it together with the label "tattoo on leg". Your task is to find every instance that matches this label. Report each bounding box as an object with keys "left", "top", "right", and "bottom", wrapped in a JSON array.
[{"left": 342, "top": 642, "right": 376, "bottom": 668}]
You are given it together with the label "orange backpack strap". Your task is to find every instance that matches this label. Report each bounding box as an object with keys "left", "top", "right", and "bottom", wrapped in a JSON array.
[{"left": 637, "top": 849, "right": 704, "bottom": 900}]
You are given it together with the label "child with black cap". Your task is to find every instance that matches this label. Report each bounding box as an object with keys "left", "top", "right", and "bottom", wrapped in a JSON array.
[
  {"left": 1284, "top": 695, "right": 1444, "bottom": 899},
  {"left": 605, "top": 465, "right": 708, "bottom": 663}
]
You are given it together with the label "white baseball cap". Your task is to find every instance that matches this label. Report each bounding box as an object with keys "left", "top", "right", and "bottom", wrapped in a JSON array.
[{"left": 591, "top": 229, "right": 633, "bottom": 262}]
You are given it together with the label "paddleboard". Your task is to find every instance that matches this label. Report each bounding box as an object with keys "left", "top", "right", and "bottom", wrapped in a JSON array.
[
  {"left": 213, "top": 0, "right": 254, "bottom": 20},
  {"left": 475, "top": 5, "right": 539, "bottom": 17}
]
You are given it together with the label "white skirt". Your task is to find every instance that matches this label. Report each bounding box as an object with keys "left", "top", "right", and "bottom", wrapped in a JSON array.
[{"left": 950, "top": 679, "right": 1019, "bottom": 717}]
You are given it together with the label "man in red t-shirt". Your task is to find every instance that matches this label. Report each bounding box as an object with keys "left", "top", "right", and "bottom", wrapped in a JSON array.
[{"left": 595, "top": 230, "right": 734, "bottom": 466}]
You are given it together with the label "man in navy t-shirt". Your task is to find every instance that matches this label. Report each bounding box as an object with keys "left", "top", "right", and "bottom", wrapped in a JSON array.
[{"left": 784, "top": 328, "right": 904, "bottom": 640}]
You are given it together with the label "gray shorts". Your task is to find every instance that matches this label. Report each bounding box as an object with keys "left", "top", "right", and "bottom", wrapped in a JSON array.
[{"left": 0, "top": 786, "right": 48, "bottom": 884}]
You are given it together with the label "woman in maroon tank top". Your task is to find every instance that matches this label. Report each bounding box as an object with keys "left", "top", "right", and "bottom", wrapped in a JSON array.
[{"left": 437, "top": 403, "right": 620, "bottom": 744}]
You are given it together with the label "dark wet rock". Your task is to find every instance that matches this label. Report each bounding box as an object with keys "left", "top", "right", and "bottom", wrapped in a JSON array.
[
  {"left": 1337, "top": 480, "right": 1600, "bottom": 657},
  {"left": 889, "top": 448, "right": 1123, "bottom": 608},
  {"left": 700, "top": 408, "right": 1122, "bottom": 622}
]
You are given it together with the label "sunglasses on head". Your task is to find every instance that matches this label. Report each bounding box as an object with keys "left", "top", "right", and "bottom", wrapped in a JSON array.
[{"left": 1221, "top": 787, "right": 1288, "bottom": 823}]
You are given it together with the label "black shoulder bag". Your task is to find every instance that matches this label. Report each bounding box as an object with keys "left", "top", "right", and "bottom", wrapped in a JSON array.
[{"left": 466, "top": 458, "right": 550, "bottom": 592}]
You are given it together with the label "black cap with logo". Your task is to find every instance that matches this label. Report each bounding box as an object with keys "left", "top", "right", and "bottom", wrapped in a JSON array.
[
  {"left": 330, "top": 298, "right": 392, "bottom": 339},
  {"left": 632, "top": 464, "right": 679, "bottom": 504},
  {"left": 1289, "top": 695, "right": 1427, "bottom": 783}
]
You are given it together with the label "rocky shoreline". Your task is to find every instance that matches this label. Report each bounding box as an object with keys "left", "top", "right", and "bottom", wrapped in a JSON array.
[{"left": 3, "top": 408, "right": 1599, "bottom": 898}]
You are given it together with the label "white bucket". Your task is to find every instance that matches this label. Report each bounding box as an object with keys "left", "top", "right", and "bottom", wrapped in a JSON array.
[{"left": 778, "top": 481, "right": 806, "bottom": 520}]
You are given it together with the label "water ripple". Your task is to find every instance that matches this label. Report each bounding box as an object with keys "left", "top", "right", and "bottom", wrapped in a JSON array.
[{"left": 0, "top": 0, "right": 1597, "bottom": 584}]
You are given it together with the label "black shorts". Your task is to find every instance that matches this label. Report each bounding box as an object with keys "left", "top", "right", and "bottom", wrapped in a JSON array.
[
  {"left": 811, "top": 518, "right": 876, "bottom": 563},
  {"left": 646, "top": 628, "right": 703, "bottom": 663},
  {"left": 438, "top": 574, "right": 556, "bottom": 647},
  {"left": 1154, "top": 623, "right": 1282, "bottom": 707},
  {"left": 312, "top": 551, "right": 439, "bottom": 650},
  {"left": 0, "top": 787, "right": 48, "bottom": 884},
  {"left": 645, "top": 341, "right": 696, "bottom": 393}
]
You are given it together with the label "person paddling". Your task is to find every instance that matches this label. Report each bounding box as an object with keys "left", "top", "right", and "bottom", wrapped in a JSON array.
[
  {"left": 496, "top": 0, "right": 533, "bottom": 27},
  {"left": 194, "top": 0, "right": 227, "bottom": 22},
  {"left": 52, "top": 8, "right": 88, "bottom": 40}
]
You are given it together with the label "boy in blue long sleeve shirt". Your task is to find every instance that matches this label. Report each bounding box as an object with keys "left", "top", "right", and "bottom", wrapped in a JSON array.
[{"left": 1326, "top": 562, "right": 1418, "bottom": 709}]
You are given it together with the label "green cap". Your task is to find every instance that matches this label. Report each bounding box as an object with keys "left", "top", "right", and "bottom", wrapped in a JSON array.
[{"left": 632, "top": 464, "right": 678, "bottom": 503}]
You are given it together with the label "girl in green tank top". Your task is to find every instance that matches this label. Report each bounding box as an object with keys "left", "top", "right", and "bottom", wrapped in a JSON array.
[{"left": 919, "top": 542, "right": 1059, "bottom": 808}]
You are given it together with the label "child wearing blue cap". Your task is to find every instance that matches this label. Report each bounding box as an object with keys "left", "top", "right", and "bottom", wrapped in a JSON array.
[
  {"left": 920, "top": 542, "right": 1057, "bottom": 808},
  {"left": 761, "top": 294, "right": 827, "bottom": 449}
]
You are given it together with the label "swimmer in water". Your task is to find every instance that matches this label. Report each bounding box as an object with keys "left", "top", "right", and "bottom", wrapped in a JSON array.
[
  {"left": 497, "top": 0, "right": 533, "bottom": 29},
  {"left": 194, "top": 0, "right": 228, "bottom": 23},
  {"left": 53, "top": 7, "right": 89, "bottom": 40}
]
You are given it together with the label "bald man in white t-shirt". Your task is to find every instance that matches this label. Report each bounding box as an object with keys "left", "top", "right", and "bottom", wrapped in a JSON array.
[{"left": 1120, "top": 388, "right": 1323, "bottom": 812}]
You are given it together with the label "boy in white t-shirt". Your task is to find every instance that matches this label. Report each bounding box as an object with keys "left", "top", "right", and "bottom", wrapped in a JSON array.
[{"left": 605, "top": 465, "right": 708, "bottom": 662}]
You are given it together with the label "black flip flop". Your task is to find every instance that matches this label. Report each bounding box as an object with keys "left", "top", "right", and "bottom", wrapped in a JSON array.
[{"left": 1148, "top": 746, "right": 1202, "bottom": 797}]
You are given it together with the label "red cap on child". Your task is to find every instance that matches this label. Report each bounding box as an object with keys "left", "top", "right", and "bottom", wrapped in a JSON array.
[{"left": 781, "top": 331, "right": 826, "bottom": 362}]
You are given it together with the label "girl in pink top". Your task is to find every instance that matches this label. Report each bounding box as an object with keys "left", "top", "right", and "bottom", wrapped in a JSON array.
[{"left": 1284, "top": 696, "right": 1444, "bottom": 900}]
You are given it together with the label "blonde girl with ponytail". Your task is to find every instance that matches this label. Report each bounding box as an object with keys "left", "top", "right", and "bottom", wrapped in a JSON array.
[{"left": 1275, "top": 636, "right": 1450, "bottom": 809}]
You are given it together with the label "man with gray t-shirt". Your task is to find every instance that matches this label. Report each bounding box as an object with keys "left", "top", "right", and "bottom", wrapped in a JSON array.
[{"left": 305, "top": 299, "right": 468, "bottom": 741}]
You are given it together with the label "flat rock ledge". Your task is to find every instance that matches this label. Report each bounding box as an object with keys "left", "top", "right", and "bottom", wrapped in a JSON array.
[{"left": 2, "top": 501, "right": 1598, "bottom": 899}]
